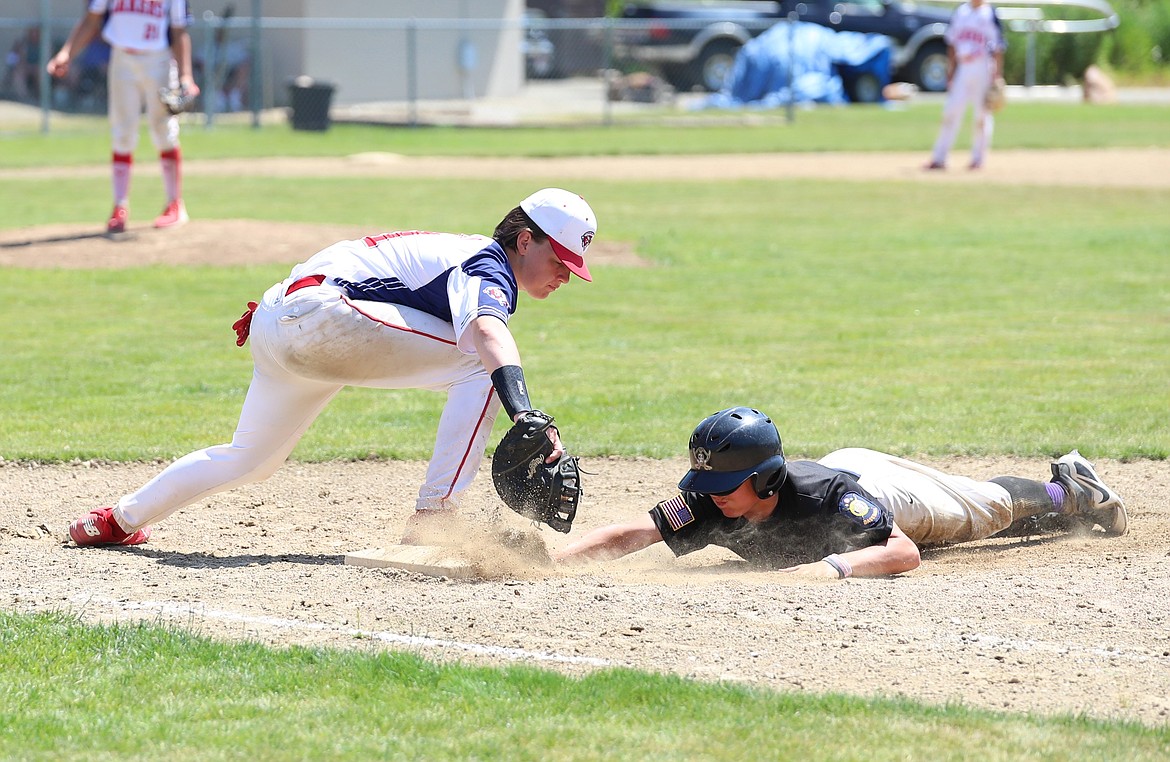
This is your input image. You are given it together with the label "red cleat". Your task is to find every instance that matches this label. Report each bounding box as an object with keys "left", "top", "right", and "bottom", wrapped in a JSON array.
[
  {"left": 153, "top": 199, "right": 189, "bottom": 229},
  {"left": 69, "top": 507, "right": 152, "bottom": 546},
  {"left": 107, "top": 205, "right": 128, "bottom": 234}
]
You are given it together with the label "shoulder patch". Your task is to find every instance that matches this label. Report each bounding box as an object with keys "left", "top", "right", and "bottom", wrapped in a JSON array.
[
  {"left": 658, "top": 494, "right": 695, "bottom": 531},
  {"left": 482, "top": 285, "right": 510, "bottom": 309},
  {"left": 838, "top": 491, "right": 882, "bottom": 527}
]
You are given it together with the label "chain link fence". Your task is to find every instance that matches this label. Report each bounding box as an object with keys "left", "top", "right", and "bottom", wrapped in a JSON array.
[{"left": 0, "top": 5, "right": 1128, "bottom": 136}]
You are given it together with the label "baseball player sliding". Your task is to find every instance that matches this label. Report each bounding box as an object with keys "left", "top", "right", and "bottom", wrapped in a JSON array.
[
  {"left": 67, "top": 188, "right": 598, "bottom": 549},
  {"left": 925, "top": 0, "right": 1006, "bottom": 170},
  {"left": 47, "top": 0, "right": 200, "bottom": 233},
  {"left": 556, "top": 407, "right": 1128, "bottom": 577}
]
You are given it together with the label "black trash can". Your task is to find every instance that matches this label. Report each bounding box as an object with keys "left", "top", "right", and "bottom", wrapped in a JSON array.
[{"left": 287, "top": 76, "right": 335, "bottom": 131}]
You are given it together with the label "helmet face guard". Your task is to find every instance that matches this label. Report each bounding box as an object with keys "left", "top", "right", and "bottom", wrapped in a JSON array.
[{"left": 679, "top": 407, "right": 787, "bottom": 498}]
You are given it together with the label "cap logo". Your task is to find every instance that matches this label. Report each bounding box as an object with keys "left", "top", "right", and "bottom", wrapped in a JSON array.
[
  {"left": 692, "top": 447, "right": 713, "bottom": 470},
  {"left": 580, "top": 231, "right": 593, "bottom": 251}
]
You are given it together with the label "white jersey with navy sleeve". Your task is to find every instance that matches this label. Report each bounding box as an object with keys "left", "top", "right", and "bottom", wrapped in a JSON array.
[{"left": 289, "top": 231, "right": 518, "bottom": 354}]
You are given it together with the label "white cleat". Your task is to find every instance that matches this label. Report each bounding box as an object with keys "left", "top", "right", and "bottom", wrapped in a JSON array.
[{"left": 1051, "top": 450, "right": 1128, "bottom": 536}]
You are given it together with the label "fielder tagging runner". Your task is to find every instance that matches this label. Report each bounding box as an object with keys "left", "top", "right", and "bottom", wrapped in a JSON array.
[
  {"left": 557, "top": 407, "right": 1128, "bottom": 577},
  {"left": 68, "top": 188, "right": 597, "bottom": 548},
  {"left": 925, "top": 0, "right": 1006, "bottom": 170},
  {"left": 47, "top": 0, "right": 199, "bottom": 233}
]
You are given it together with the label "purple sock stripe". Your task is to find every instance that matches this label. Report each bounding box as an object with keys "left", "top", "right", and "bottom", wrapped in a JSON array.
[{"left": 1046, "top": 482, "right": 1067, "bottom": 512}]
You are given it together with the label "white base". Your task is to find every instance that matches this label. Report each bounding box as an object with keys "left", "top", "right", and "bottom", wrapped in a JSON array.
[{"left": 344, "top": 545, "right": 473, "bottom": 579}]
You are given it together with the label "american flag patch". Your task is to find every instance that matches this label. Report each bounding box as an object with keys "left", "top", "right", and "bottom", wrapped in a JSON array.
[{"left": 659, "top": 494, "right": 695, "bottom": 531}]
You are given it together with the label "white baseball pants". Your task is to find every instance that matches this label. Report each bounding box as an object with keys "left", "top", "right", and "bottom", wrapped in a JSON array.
[
  {"left": 929, "top": 58, "right": 995, "bottom": 167},
  {"left": 817, "top": 448, "right": 1014, "bottom": 546},
  {"left": 108, "top": 47, "right": 180, "bottom": 154},
  {"left": 116, "top": 278, "right": 501, "bottom": 529}
]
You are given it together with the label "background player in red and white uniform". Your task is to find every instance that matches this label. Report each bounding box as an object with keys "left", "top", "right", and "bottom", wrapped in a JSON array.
[
  {"left": 47, "top": 0, "right": 199, "bottom": 233},
  {"left": 67, "top": 188, "right": 598, "bottom": 549},
  {"left": 556, "top": 407, "right": 1127, "bottom": 577},
  {"left": 925, "top": 0, "right": 1006, "bottom": 170}
]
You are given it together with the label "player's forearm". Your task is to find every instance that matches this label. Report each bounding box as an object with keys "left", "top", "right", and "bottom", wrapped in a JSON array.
[
  {"left": 469, "top": 315, "right": 522, "bottom": 374},
  {"left": 783, "top": 527, "right": 921, "bottom": 579},
  {"left": 57, "top": 14, "right": 103, "bottom": 61},
  {"left": 832, "top": 534, "right": 921, "bottom": 578},
  {"left": 170, "top": 29, "right": 195, "bottom": 82},
  {"left": 555, "top": 521, "right": 662, "bottom": 565},
  {"left": 471, "top": 316, "right": 530, "bottom": 420}
]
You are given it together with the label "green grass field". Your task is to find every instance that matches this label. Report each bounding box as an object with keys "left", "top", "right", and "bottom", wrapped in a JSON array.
[
  {"left": 2, "top": 105, "right": 1169, "bottom": 758},
  {"left": 1, "top": 101, "right": 1169, "bottom": 167},
  {"left": 3, "top": 612, "right": 1167, "bottom": 761},
  {"left": 1, "top": 176, "right": 1167, "bottom": 461}
]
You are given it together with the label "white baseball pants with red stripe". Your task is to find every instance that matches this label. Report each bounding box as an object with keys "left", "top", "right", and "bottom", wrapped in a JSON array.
[{"left": 115, "top": 277, "right": 500, "bottom": 530}]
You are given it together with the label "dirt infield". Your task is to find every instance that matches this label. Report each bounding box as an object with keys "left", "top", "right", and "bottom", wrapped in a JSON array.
[
  {"left": 2, "top": 151, "right": 1169, "bottom": 727},
  {"left": 3, "top": 456, "right": 1169, "bottom": 726},
  {"left": 4, "top": 147, "right": 1170, "bottom": 188}
]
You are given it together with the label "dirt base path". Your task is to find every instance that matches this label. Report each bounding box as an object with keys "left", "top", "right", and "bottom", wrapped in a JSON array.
[
  {"left": 5, "top": 148, "right": 1170, "bottom": 188},
  {"left": 3, "top": 151, "right": 1169, "bottom": 726}
]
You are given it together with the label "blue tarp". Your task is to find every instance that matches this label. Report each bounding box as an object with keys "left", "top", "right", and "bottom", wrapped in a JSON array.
[{"left": 701, "top": 22, "right": 893, "bottom": 108}]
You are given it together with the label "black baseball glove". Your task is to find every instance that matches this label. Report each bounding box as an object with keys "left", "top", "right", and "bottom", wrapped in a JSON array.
[
  {"left": 159, "top": 85, "right": 197, "bottom": 115},
  {"left": 491, "top": 411, "right": 581, "bottom": 534}
]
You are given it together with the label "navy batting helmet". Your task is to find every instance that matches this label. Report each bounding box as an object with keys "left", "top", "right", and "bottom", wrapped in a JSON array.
[{"left": 678, "top": 407, "right": 787, "bottom": 498}]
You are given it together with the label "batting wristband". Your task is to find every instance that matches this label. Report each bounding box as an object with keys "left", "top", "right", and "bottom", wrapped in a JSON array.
[
  {"left": 822, "top": 554, "right": 853, "bottom": 579},
  {"left": 490, "top": 364, "right": 533, "bottom": 420}
]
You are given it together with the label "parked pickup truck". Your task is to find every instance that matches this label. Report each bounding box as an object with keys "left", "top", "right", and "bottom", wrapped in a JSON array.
[{"left": 615, "top": 0, "right": 954, "bottom": 94}]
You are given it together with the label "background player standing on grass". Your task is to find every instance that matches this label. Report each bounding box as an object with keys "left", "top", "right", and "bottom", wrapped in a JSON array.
[
  {"left": 67, "top": 188, "right": 598, "bottom": 549},
  {"left": 925, "top": 0, "right": 1005, "bottom": 171},
  {"left": 47, "top": 0, "right": 199, "bottom": 233},
  {"left": 555, "top": 407, "right": 1127, "bottom": 577}
]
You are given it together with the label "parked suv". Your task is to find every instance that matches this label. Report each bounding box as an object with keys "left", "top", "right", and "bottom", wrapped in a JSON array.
[{"left": 615, "top": 0, "right": 953, "bottom": 94}]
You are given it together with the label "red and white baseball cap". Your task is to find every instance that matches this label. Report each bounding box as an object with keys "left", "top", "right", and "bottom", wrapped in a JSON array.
[{"left": 520, "top": 188, "right": 597, "bottom": 282}]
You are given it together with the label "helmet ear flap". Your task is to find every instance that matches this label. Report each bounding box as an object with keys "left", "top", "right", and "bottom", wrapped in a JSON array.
[{"left": 751, "top": 456, "right": 788, "bottom": 498}]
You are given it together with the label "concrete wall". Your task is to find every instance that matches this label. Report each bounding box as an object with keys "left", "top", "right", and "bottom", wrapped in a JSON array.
[{"left": 287, "top": 0, "right": 524, "bottom": 104}]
